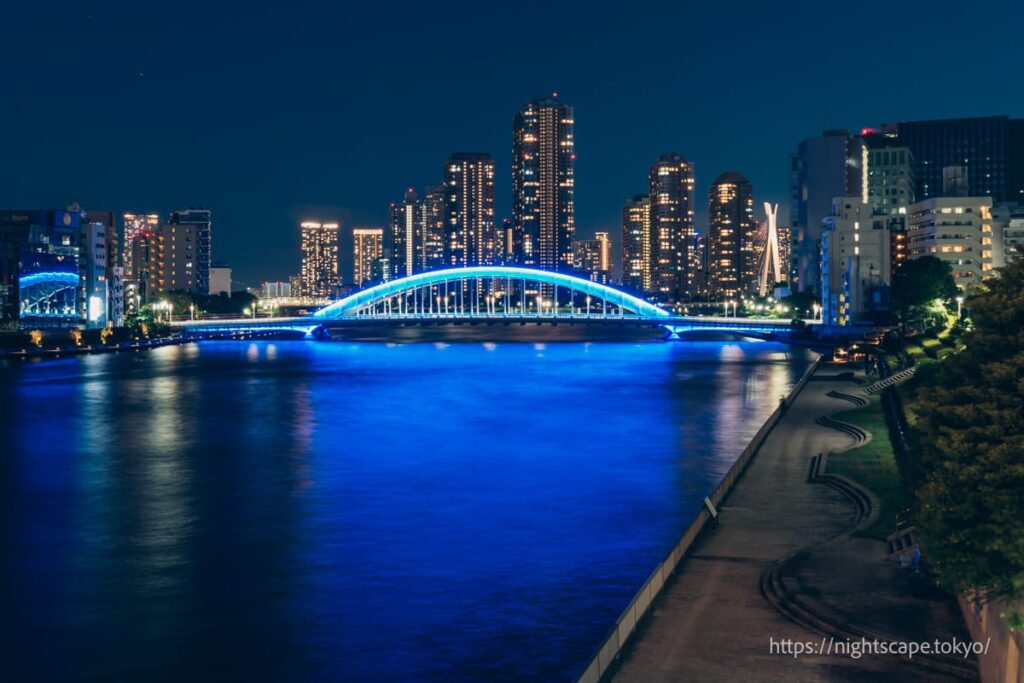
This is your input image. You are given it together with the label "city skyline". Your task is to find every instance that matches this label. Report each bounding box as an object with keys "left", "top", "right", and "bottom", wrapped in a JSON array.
[{"left": 5, "top": 2, "right": 1023, "bottom": 286}]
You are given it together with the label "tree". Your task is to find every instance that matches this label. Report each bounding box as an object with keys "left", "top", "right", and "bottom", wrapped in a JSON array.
[
  {"left": 909, "top": 258, "right": 1024, "bottom": 627},
  {"left": 780, "top": 287, "right": 817, "bottom": 319},
  {"left": 891, "top": 256, "right": 958, "bottom": 335}
]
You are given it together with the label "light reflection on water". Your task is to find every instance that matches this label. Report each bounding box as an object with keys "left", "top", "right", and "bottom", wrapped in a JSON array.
[{"left": 0, "top": 340, "right": 814, "bottom": 681}]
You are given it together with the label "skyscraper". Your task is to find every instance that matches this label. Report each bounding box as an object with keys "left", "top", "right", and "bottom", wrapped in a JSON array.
[
  {"left": 649, "top": 153, "right": 695, "bottom": 305},
  {"left": 707, "top": 172, "right": 756, "bottom": 299},
  {"left": 444, "top": 153, "right": 495, "bottom": 267},
  {"left": 789, "top": 131, "right": 866, "bottom": 292},
  {"left": 512, "top": 95, "right": 575, "bottom": 271},
  {"left": 168, "top": 209, "right": 212, "bottom": 294},
  {"left": 299, "top": 221, "right": 339, "bottom": 297},
  {"left": 353, "top": 227, "right": 384, "bottom": 287},
  {"left": 388, "top": 188, "right": 424, "bottom": 278},
  {"left": 776, "top": 225, "right": 792, "bottom": 285},
  {"left": 621, "top": 194, "right": 650, "bottom": 292},
  {"left": 422, "top": 184, "right": 446, "bottom": 271},
  {"left": 498, "top": 218, "right": 515, "bottom": 265}
]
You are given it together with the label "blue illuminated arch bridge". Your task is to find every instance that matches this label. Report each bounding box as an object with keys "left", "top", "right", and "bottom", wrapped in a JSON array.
[{"left": 174, "top": 266, "right": 813, "bottom": 339}]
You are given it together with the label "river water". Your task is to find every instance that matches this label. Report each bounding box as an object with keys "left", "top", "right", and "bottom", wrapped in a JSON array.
[{"left": 0, "top": 339, "right": 814, "bottom": 681}]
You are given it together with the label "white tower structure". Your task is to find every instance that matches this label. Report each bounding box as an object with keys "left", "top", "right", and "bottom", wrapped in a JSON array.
[{"left": 758, "top": 202, "right": 784, "bottom": 296}]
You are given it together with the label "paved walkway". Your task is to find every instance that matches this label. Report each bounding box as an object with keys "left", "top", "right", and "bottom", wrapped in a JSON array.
[{"left": 609, "top": 364, "right": 974, "bottom": 683}]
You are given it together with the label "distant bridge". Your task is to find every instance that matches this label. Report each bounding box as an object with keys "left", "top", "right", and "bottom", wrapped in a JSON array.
[{"left": 171, "top": 266, "right": 814, "bottom": 340}]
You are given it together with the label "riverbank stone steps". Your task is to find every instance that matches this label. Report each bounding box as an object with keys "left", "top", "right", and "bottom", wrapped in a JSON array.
[
  {"left": 758, "top": 389, "right": 977, "bottom": 679},
  {"left": 825, "top": 390, "right": 868, "bottom": 407}
]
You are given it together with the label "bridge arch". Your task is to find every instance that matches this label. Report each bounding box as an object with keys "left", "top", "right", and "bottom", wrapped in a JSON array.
[{"left": 313, "top": 266, "right": 670, "bottom": 320}]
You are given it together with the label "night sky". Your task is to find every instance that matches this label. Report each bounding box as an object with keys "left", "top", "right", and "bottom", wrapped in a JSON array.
[{"left": 4, "top": 1, "right": 1022, "bottom": 286}]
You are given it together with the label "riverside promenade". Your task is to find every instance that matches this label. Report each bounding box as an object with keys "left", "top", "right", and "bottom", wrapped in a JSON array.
[{"left": 608, "top": 363, "right": 975, "bottom": 683}]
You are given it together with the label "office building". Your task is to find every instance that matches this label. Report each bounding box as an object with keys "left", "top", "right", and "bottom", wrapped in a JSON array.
[
  {"left": 512, "top": 95, "right": 575, "bottom": 270},
  {"left": 863, "top": 140, "right": 915, "bottom": 215},
  {"left": 890, "top": 116, "right": 1024, "bottom": 204},
  {"left": 649, "top": 153, "right": 695, "bottom": 305},
  {"left": 0, "top": 209, "right": 83, "bottom": 328},
  {"left": 299, "top": 221, "right": 339, "bottom": 297},
  {"left": 621, "top": 194, "right": 651, "bottom": 292},
  {"left": 907, "top": 197, "right": 995, "bottom": 291},
  {"left": 820, "top": 198, "right": 891, "bottom": 326},
  {"left": 168, "top": 209, "right": 212, "bottom": 294},
  {"left": 444, "top": 153, "right": 495, "bottom": 267},
  {"left": 572, "top": 232, "right": 611, "bottom": 283},
  {"left": 353, "top": 227, "right": 384, "bottom": 287},
  {"left": 707, "top": 172, "right": 756, "bottom": 299},
  {"left": 861, "top": 136, "right": 916, "bottom": 279},
  {"left": 789, "top": 130, "right": 866, "bottom": 291}
]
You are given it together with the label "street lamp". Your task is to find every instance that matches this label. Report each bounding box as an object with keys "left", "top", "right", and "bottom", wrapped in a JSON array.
[{"left": 189, "top": 303, "right": 195, "bottom": 321}]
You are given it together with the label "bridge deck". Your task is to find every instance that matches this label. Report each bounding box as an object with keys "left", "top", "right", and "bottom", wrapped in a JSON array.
[{"left": 170, "top": 313, "right": 815, "bottom": 335}]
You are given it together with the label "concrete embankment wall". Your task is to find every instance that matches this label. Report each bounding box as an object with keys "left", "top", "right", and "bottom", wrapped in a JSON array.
[{"left": 576, "top": 355, "right": 824, "bottom": 683}]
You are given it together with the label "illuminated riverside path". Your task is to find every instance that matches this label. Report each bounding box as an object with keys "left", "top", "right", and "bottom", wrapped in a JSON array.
[
  {"left": 170, "top": 266, "right": 816, "bottom": 339},
  {"left": 0, "top": 337, "right": 817, "bottom": 680}
]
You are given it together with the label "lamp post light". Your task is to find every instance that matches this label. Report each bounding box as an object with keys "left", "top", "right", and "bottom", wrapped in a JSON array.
[{"left": 189, "top": 303, "right": 195, "bottom": 321}]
